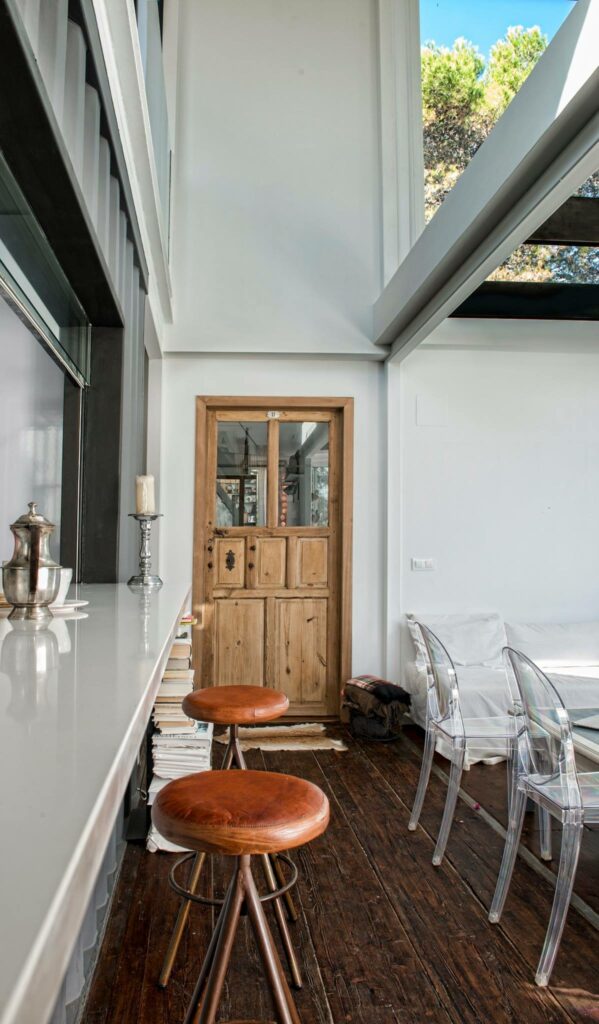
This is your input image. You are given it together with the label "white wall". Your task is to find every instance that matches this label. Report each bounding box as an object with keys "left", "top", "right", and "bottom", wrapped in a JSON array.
[
  {"left": 164, "top": 0, "right": 381, "bottom": 357},
  {"left": 159, "top": 355, "right": 385, "bottom": 675},
  {"left": 395, "top": 345, "right": 599, "bottom": 674},
  {"left": 0, "top": 298, "right": 64, "bottom": 563}
]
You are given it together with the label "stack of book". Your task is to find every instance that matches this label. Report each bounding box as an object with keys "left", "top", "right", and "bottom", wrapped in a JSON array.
[{"left": 147, "top": 636, "right": 213, "bottom": 853}]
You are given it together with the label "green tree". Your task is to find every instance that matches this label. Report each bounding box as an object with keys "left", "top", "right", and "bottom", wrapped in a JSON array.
[
  {"left": 421, "top": 38, "right": 491, "bottom": 220},
  {"left": 486, "top": 25, "right": 548, "bottom": 112},
  {"left": 419, "top": 25, "right": 599, "bottom": 289},
  {"left": 421, "top": 38, "right": 485, "bottom": 119}
]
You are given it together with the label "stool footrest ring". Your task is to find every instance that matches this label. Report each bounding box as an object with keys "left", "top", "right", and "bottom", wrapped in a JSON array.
[{"left": 168, "top": 852, "right": 299, "bottom": 907}]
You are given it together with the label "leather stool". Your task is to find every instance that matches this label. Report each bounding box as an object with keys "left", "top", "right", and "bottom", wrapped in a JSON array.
[
  {"left": 153, "top": 769, "right": 329, "bottom": 1024},
  {"left": 159, "top": 685, "right": 300, "bottom": 989}
]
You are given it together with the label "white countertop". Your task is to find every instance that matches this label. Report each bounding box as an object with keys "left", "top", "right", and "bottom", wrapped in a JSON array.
[{"left": 0, "top": 582, "right": 191, "bottom": 1024}]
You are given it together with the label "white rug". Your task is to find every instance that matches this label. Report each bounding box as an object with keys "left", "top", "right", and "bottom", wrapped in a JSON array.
[{"left": 213, "top": 722, "right": 347, "bottom": 752}]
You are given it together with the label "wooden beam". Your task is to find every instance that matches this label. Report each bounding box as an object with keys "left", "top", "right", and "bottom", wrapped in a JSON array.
[
  {"left": 374, "top": 0, "right": 599, "bottom": 360},
  {"left": 526, "top": 196, "right": 599, "bottom": 245}
]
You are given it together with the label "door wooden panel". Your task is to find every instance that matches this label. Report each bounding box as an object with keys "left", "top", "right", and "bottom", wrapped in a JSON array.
[
  {"left": 194, "top": 398, "right": 353, "bottom": 717},
  {"left": 297, "top": 537, "right": 328, "bottom": 587},
  {"left": 215, "top": 538, "right": 245, "bottom": 587},
  {"left": 256, "top": 537, "right": 286, "bottom": 587},
  {"left": 275, "top": 599, "right": 327, "bottom": 704},
  {"left": 214, "top": 599, "right": 264, "bottom": 685}
]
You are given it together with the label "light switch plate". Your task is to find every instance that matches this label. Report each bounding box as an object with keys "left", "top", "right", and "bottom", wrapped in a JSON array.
[{"left": 411, "top": 558, "right": 436, "bottom": 571}]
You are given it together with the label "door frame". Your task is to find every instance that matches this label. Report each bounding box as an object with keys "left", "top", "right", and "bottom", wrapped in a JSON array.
[{"left": 192, "top": 395, "right": 354, "bottom": 715}]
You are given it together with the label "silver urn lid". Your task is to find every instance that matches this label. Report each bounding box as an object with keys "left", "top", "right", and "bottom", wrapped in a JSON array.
[{"left": 8, "top": 502, "right": 60, "bottom": 568}]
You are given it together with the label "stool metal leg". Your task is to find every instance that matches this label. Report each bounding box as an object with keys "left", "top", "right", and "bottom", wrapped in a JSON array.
[
  {"left": 187, "top": 860, "right": 245, "bottom": 1024},
  {"left": 161, "top": 722, "right": 301, "bottom": 990},
  {"left": 273, "top": 852, "right": 299, "bottom": 923},
  {"left": 227, "top": 725, "right": 299, "bottom": 929},
  {"left": 182, "top": 867, "right": 236, "bottom": 1023},
  {"left": 159, "top": 852, "right": 206, "bottom": 988},
  {"left": 242, "top": 855, "right": 301, "bottom": 1024},
  {"left": 260, "top": 853, "right": 302, "bottom": 989},
  {"left": 185, "top": 856, "right": 300, "bottom": 1024}
]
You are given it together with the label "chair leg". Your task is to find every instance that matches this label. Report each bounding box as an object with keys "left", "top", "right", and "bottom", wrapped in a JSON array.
[
  {"left": 191, "top": 860, "right": 245, "bottom": 1024},
  {"left": 159, "top": 852, "right": 206, "bottom": 988},
  {"left": 260, "top": 854, "right": 302, "bottom": 989},
  {"left": 242, "top": 856, "right": 301, "bottom": 1024},
  {"left": 489, "top": 788, "right": 527, "bottom": 924},
  {"left": 408, "top": 725, "right": 435, "bottom": 831},
  {"left": 506, "top": 735, "right": 517, "bottom": 814},
  {"left": 538, "top": 806, "right": 553, "bottom": 862},
  {"left": 432, "top": 739, "right": 465, "bottom": 866},
  {"left": 535, "top": 819, "right": 583, "bottom": 987}
]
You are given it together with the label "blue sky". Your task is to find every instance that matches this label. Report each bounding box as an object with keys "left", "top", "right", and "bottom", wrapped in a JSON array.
[{"left": 420, "top": 0, "right": 575, "bottom": 57}]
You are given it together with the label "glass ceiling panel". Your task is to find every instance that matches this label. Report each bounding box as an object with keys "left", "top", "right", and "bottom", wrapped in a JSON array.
[
  {"left": 490, "top": 243, "right": 599, "bottom": 284},
  {"left": 421, "top": 0, "right": 574, "bottom": 224}
]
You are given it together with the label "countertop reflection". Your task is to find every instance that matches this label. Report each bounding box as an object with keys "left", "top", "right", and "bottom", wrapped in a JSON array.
[{"left": 0, "top": 582, "right": 191, "bottom": 1024}]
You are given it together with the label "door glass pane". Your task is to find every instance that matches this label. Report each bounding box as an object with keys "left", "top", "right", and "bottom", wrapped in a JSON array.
[
  {"left": 279, "top": 422, "right": 328, "bottom": 526},
  {"left": 216, "top": 421, "right": 268, "bottom": 526}
]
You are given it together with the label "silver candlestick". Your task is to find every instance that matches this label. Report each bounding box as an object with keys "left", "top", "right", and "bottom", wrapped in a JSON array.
[{"left": 128, "top": 513, "right": 163, "bottom": 590}]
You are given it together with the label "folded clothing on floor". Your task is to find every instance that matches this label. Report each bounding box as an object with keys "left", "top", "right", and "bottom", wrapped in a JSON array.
[{"left": 343, "top": 675, "right": 410, "bottom": 738}]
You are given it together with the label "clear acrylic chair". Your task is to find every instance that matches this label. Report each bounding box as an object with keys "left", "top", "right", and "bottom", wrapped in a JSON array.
[
  {"left": 408, "top": 623, "right": 515, "bottom": 865},
  {"left": 489, "top": 647, "right": 599, "bottom": 986}
]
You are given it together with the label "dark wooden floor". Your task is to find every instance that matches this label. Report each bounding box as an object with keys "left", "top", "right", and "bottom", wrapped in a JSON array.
[{"left": 83, "top": 728, "right": 599, "bottom": 1024}]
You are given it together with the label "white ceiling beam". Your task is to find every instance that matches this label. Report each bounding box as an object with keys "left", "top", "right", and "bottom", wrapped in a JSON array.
[
  {"left": 377, "top": 0, "right": 425, "bottom": 284},
  {"left": 374, "top": 0, "right": 599, "bottom": 361}
]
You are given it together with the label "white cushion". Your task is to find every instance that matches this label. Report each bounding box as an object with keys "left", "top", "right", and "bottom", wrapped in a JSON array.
[
  {"left": 505, "top": 621, "right": 599, "bottom": 668},
  {"left": 406, "top": 612, "right": 507, "bottom": 668}
]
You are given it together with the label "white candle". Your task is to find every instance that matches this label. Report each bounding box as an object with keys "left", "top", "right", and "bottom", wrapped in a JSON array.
[{"left": 136, "top": 474, "right": 156, "bottom": 514}]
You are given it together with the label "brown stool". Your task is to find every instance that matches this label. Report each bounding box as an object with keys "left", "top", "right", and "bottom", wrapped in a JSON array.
[
  {"left": 153, "top": 769, "right": 330, "bottom": 1024},
  {"left": 159, "top": 685, "right": 300, "bottom": 989}
]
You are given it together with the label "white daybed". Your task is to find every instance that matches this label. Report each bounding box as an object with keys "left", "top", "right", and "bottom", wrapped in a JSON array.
[{"left": 404, "top": 613, "right": 599, "bottom": 764}]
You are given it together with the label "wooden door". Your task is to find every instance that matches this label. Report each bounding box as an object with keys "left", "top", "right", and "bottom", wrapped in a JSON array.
[{"left": 193, "top": 398, "right": 353, "bottom": 717}]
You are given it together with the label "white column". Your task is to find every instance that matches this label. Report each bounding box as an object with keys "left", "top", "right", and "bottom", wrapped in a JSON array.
[
  {"left": 15, "top": 0, "right": 41, "bottom": 55},
  {"left": 96, "top": 138, "right": 111, "bottom": 255},
  {"left": 82, "top": 85, "right": 101, "bottom": 224},
  {"left": 377, "top": 0, "right": 424, "bottom": 285},
  {"left": 37, "top": 0, "right": 68, "bottom": 121},
  {"left": 107, "top": 176, "right": 121, "bottom": 287},
  {"left": 118, "top": 211, "right": 128, "bottom": 303},
  {"left": 62, "top": 21, "right": 86, "bottom": 182}
]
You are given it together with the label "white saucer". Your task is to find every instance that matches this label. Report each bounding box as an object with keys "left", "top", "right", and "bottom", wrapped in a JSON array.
[{"left": 50, "top": 599, "right": 89, "bottom": 611}]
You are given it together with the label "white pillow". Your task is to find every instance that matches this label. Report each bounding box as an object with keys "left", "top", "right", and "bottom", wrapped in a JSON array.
[
  {"left": 505, "top": 621, "right": 599, "bottom": 668},
  {"left": 407, "top": 613, "right": 507, "bottom": 668}
]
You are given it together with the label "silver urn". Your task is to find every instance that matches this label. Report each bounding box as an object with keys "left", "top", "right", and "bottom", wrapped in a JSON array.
[{"left": 2, "top": 502, "right": 61, "bottom": 624}]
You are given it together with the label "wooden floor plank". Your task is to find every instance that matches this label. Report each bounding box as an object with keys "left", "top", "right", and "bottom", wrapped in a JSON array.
[
  {"left": 358, "top": 732, "right": 599, "bottom": 1023},
  {"left": 264, "top": 747, "right": 454, "bottom": 1024},
  {"left": 310, "top": 740, "right": 578, "bottom": 1024},
  {"left": 82, "top": 728, "right": 599, "bottom": 1024}
]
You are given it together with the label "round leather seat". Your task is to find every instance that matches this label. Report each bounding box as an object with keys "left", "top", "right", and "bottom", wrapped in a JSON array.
[
  {"left": 153, "top": 769, "right": 330, "bottom": 856},
  {"left": 182, "top": 684, "right": 289, "bottom": 725}
]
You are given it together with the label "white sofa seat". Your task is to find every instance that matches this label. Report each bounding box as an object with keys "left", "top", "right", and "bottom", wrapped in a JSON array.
[{"left": 404, "top": 614, "right": 599, "bottom": 765}]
